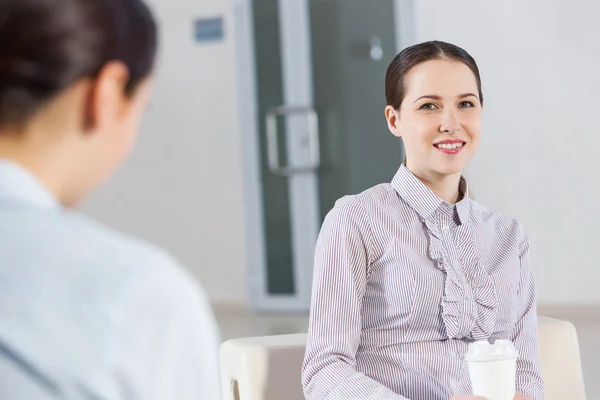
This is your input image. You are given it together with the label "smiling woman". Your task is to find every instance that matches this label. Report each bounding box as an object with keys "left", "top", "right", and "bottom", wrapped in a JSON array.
[
  {"left": 384, "top": 41, "right": 484, "bottom": 202},
  {"left": 302, "top": 41, "right": 544, "bottom": 400}
]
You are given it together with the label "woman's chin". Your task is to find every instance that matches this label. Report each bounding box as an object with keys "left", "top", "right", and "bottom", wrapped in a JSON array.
[{"left": 429, "top": 160, "right": 464, "bottom": 176}]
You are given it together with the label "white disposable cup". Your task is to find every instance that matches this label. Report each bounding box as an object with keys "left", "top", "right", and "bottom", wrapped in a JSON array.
[{"left": 465, "top": 339, "right": 519, "bottom": 400}]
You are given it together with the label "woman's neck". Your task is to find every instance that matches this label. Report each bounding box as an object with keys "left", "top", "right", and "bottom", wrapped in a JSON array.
[
  {"left": 0, "top": 132, "right": 70, "bottom": 206},
  {"left": 407, "top": 165, "right": 463, "bottom": 204}
]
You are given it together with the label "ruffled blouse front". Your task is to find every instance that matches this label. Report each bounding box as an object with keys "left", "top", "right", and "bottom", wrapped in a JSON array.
[{"left": 424, "top": 212, "right": 499, "bottom": 340}]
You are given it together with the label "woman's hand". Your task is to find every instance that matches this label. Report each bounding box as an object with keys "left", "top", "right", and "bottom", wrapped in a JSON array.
[
  {"left": 451, "top": 394, "right": 531, "bottom": 400},
  {"left": 513, "top": 394, "right": 532, "bottom": 400},
  {"left": 450, "top": 396, "right": 488, "bottom": 400}
]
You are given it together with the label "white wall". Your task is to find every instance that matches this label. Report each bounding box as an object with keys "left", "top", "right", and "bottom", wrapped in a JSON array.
[
  {"left": 414, "top": 0, "right": 600, "bottom": 305},
  {"left": 81, "top": 0, "right": 248, "bottom": 304}
]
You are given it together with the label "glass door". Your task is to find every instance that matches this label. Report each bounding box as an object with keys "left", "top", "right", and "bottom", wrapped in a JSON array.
[{"left": 235, "top": 0, "right": 407, "bottom": 312}]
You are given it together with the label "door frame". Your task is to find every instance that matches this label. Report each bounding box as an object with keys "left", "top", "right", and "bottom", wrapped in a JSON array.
[{"left": 233, "top": 0, "right": 416, "bottom": 313}]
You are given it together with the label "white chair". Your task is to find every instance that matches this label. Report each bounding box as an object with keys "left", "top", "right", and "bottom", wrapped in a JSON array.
[
  {"left": 537, "top": 316, "right": 586, "bottom": 399},
  {"left": 220, "top": 316, "right": 586, "bottom": 400}
]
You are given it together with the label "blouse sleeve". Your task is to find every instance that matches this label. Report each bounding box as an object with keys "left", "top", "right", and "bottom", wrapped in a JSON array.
[
  {"left": 302, "top": 196, "right": 409, "bottom": 400},
  {"left": 510, "top": 226, "right": 545, "bottom": 399}
]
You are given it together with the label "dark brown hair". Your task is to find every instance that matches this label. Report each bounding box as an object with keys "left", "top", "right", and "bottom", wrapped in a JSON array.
[
  {"left": 0, "top": 0, "right": 158, "bottom": 126},
  {"left": 385, "top": 40, "right": 483, "bottom": 110}
]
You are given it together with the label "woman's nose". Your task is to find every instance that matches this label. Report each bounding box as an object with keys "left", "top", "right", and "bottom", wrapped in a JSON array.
[{"left": 439, "top": 110, "right": 460, "bottom": 134}]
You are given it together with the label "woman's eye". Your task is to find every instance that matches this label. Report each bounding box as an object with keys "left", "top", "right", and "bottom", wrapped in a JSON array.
[
  {"left": 459, "top": 101, "right": 474, "bottom": 108},
  {"left": 419, "top": 103, "right": 437, "bottom": 111}
]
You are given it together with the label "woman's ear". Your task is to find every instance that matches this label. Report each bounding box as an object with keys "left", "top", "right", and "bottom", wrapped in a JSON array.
[
  {"left": 83, "top": 61, "right": 130, "bottom": 133},
  {"left": 385, "top": 105, "right": 402, "bottom": 138}
]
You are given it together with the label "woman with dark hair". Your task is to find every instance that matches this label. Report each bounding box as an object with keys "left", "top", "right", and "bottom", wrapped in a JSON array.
[
  {"left": 302, "top": 41, "right": 543, "bottom": 400},
  {"left": 0, "top": 0, "right": 220, "bottom": 399}
]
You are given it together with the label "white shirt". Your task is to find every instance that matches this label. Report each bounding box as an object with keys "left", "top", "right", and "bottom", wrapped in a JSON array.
[{"left": 0, "top": 160, "right": 222, "bottom": 400}]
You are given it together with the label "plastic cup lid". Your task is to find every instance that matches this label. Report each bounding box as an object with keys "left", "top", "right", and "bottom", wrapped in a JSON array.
[{"left": 464, "top": 339, "right": 519, "bottom": 362}]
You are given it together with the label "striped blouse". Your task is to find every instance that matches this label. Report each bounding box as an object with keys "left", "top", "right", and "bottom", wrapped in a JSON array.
[{"left": 302, "top": 165, "right": 544, "bottom": 400}]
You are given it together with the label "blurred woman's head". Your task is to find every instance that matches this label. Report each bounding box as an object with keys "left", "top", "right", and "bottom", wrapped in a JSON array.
[
  {"left": 384, "top": 41, "right": 483, "bottom": 181},
  {"left": 0, "top": 0, "right": 157, "bottom": 206}
]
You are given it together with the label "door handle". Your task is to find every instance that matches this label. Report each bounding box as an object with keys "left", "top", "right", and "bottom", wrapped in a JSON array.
[{"left": 265, "top": 106, "right": 320, "bottom": 176}]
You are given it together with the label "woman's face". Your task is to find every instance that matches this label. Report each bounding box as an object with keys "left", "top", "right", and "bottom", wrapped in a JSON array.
[{"left": 386, "top": 59, "right": 482, "bottom": 180}]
